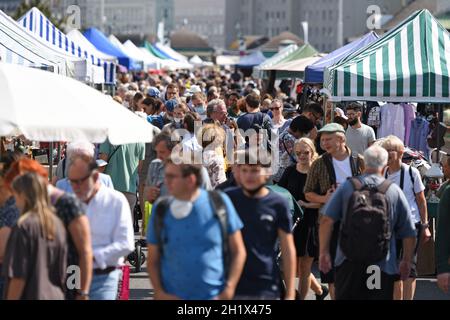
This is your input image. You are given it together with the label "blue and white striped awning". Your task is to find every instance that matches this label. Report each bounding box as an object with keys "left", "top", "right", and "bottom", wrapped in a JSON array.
[
  {"left": 0, "top": 9, "right": 70, "bottom": 73},
  {"left": 18, "top": 7, "right": 117, "bottom": 84}
]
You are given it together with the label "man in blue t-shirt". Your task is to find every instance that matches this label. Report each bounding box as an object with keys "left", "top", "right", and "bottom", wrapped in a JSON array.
[
  {"left": 146, "top": 159, "right": 246, "bottom": 300},
  {"left": 226, "top": 149, "right": 296, "bottom": 300}
]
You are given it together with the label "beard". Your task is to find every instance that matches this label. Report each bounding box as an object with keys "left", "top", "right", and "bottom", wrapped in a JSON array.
[
  {"left": 242, "top": 183, "right": 266, "bottom": 196},
  {"left": 348, "top": 118, "right": 358, "bottom": 126}
]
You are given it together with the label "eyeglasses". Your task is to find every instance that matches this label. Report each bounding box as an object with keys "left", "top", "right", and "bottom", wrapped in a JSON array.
[
  {"left": 68, "top": 172, "right": 93, "bottom": 185},
  {"left": 164, "top": 173, "right": 183, "bottom": 181}
]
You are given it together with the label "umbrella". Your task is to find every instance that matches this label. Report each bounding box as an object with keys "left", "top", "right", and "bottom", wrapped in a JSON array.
[{"left": 0, "top": 62, "right": 156, "bottom": 145}]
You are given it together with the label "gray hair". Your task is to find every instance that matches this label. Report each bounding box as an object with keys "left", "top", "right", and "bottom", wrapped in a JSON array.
[
  {"left": 206, "top": 99, "right": 226, "bottom": 117},
  {"left": 363, "top": 145, "right": 388, "bottom": 170},
  {"left": 66, "top": 141, "right": 95, "bottom": 159},
  {"left": 117, "top": 84, "right": 128, "bottom": 94}
]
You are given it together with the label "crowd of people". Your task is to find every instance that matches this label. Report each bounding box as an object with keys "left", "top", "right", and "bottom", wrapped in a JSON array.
[{"left": 0, "top": 67, "right": 449, "bottom": 300}]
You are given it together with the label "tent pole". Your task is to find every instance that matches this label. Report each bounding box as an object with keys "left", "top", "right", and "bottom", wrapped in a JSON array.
[
  {"left": 331, "top": 101, "right": 335, "bottom": 123},
  {"left": 322, "top": 95, "right": 327, "bottom": 127},
  {"left": 437, "top": 104, "right": 443, "bottom": 154},
  {"left": 49, "top": 141, "right": 54, "bottom": 182},
  {"left": 57, "top": 142, "right": 61, "bottom": 163}
]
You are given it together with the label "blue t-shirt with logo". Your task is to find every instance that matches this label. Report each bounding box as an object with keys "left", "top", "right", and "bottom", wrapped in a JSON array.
[
  {"left": 225, "top": 187, "right": 292, "bottom": 297},
  {"left": 146, "top": 189, "right": 243, "bottom": 300}
]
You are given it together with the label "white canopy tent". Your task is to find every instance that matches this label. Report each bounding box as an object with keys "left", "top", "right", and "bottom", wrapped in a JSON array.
[
  {"left": 17, "top": 7, "right": 112, "bottom": 84},
  {"left": 123, "top": 40, "right": 161, "bottom": 69},
  {"left": 66, "top": 29, "right": 118, "bottom": 84},
  {"left": 108, "top": 34, "right": 144, "bottom": 70},
  {"left": 0, "top": 62, "right": 156, "bottom": 145},
  {"left": 0, "top": 9, "right": 75, "bottom": 76}
]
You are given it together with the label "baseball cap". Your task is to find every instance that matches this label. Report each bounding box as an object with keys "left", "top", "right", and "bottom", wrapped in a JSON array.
[
  {"left": 96, "top": 159, "right": 108, "bottom": 168},
  {"left": 189, "top": 85, "right": 202, "bottom": 94},
  {"left": 165, "top": 99, "right": 179, "bottom": 112},
  {"left": 335, "top": 107, "right": 348, "bottom": 120},
  {"left": 318, "top": 123, "right": 346, "bottom": 134},
  {"left": 147, "top": 87, "right": 160, "bottom": 98}
]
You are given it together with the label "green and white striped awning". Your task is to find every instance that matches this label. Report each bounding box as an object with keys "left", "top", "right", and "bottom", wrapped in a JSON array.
[{"left": 324, "top": 9, "right": 450, "bottom": 103}]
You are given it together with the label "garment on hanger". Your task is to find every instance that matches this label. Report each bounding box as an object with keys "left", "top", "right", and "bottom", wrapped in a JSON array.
[
  {"left": 377, "top": 103, "right": 405, "bottom": 141},
  {"left": 402, "top": 103, "right": 416, "bottom": 145},
  {"left": 409, "top": 117, "right": 430, "bottom": 158}
]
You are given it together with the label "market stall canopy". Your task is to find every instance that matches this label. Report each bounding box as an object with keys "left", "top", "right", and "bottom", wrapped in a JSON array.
[
  {"left": 267, "top": 43, "right": 318, "bottom": 68},
  {"left": 0, "top": 9, "right": 68, "bottom": 73},
  {"left": 304, "top": 32, "right": 379, "bottom": 84},
  {"left": 236, "top": 51, "right": 266, "bottom": 68},
  {"left": 215, "top": 55, "right": 240, "bottom": 66},
  {"left": 123, "top": 40, "right": 161, "bottom": 69},
  {"left": 84, "top": 27, "right": 141, "bottom": 71},
  {"left": 253, "top": 44, "right": 299, "bottom": 78},
  {"left": 66, "top": 29, "right": 117, "bottom": 83},
  {"left": 268, "top": 54, "right": 325, "bottom": 72},
  {"left": 17, "top": 7, "right": 115, "bottom": 84},
  {"left": 144, "top": 41, "right": 171, "bottom": 59},
  {"left": 0, "top": 62, "right": 156, "bottom": 144},
  {"left": 189, "top": 55, "right": 203, "bottom": 65},
  {"left": 142, "top": 41, "right": 193, "bottom": 70},
  {"left": 154, "top": 42, "right": 189, "bottom": 62},
  {"left": 324, "top": 9, "right": 450, "bottom": 103},
  {"left": 108, "top": 34, "right": 144, "bottom": 70}
]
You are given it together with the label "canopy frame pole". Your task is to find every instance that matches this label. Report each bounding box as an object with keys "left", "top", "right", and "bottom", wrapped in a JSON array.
[
  {"left": 322, "top": 94, "right": 328, "bottom": 127},
  {"left": 49, "top": 141, "right": 54, "bottom": 182},
  {"left": 330, "top": 101, "right": 335, "bottom": 124}
]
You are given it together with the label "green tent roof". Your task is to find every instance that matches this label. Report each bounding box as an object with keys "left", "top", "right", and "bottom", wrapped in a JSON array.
[
  {"left": 325, "top": 9, "right": 450, "bottom": 103},
  {"left": 143, "top": 41, "right": 168, "bottom": 60}
]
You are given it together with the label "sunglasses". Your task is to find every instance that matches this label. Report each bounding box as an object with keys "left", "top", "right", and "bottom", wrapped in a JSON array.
[
  {"left": 270, "top": 107, "right": 281, "bottom": 111},
  {"left": 68, "top": 172, "right": 93, "bottom": 185}
]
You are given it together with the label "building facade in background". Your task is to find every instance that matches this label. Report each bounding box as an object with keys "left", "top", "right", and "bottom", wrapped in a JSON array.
[
  {"left": 50, "top": 0, "right": 174, "bottom": 41},
  {"left": 2, "top": 0, "right": 439, "bottom": 52}
]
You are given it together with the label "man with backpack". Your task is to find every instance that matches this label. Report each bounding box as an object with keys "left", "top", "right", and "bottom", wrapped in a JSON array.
[
  {"left": 381, "top": 135, "right": 431, "bottom": 300},
  {"left": 319, "top": 145, "right": 417, "bottom": 300},
  {"left": 304, "top": 123, "right": 362, "bottom": 299},
  {"left": 146, "top": 158, "right": 246, "bottom": 300}
]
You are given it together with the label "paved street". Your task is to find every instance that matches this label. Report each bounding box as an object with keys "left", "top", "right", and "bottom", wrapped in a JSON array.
[{"left": 128, "top": 245, "right": 449, "bottom": 301}]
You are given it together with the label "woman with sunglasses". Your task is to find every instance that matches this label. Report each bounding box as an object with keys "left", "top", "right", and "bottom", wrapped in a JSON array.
[
  {"left": 278, "top": 138, "right": 329, "bottom": 300},
  {"left": 270, "top": 100, "right": 289, "bottom": 133}
]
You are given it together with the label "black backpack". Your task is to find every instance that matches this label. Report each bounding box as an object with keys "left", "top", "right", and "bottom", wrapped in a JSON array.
[
  {"left": 339, "top": 178, "right": 392, "bottom": 264},
  {"left": 154, "top": 190, "right": 230, "bottom": 279}
]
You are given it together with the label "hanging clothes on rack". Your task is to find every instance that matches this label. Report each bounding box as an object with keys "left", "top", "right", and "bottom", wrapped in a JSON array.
[
  {"left": 377, "top": 103, "right": 405, "bottom": 141},
  {"left": 402, "top": 103, "right": 416, "bottom": 145},
  {"left": 409, "top": 116, "right": 430, "bottom": 158}
]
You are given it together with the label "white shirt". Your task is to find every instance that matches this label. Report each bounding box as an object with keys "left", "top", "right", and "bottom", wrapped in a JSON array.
[
  {"left": 385, "top": 165, "right": 425, "bottom": 223},
  {"left": 182, "top": 133, "right": 202, "bottom": 153},
  {"left": 378, "top": 103, "right": 405, "bottom": 141},
  {"left": 332, "top": 156, "right": 353, "bottom": 187},
  {"left": 86, "top": 185, "right": 135, "bottom": 269}
]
